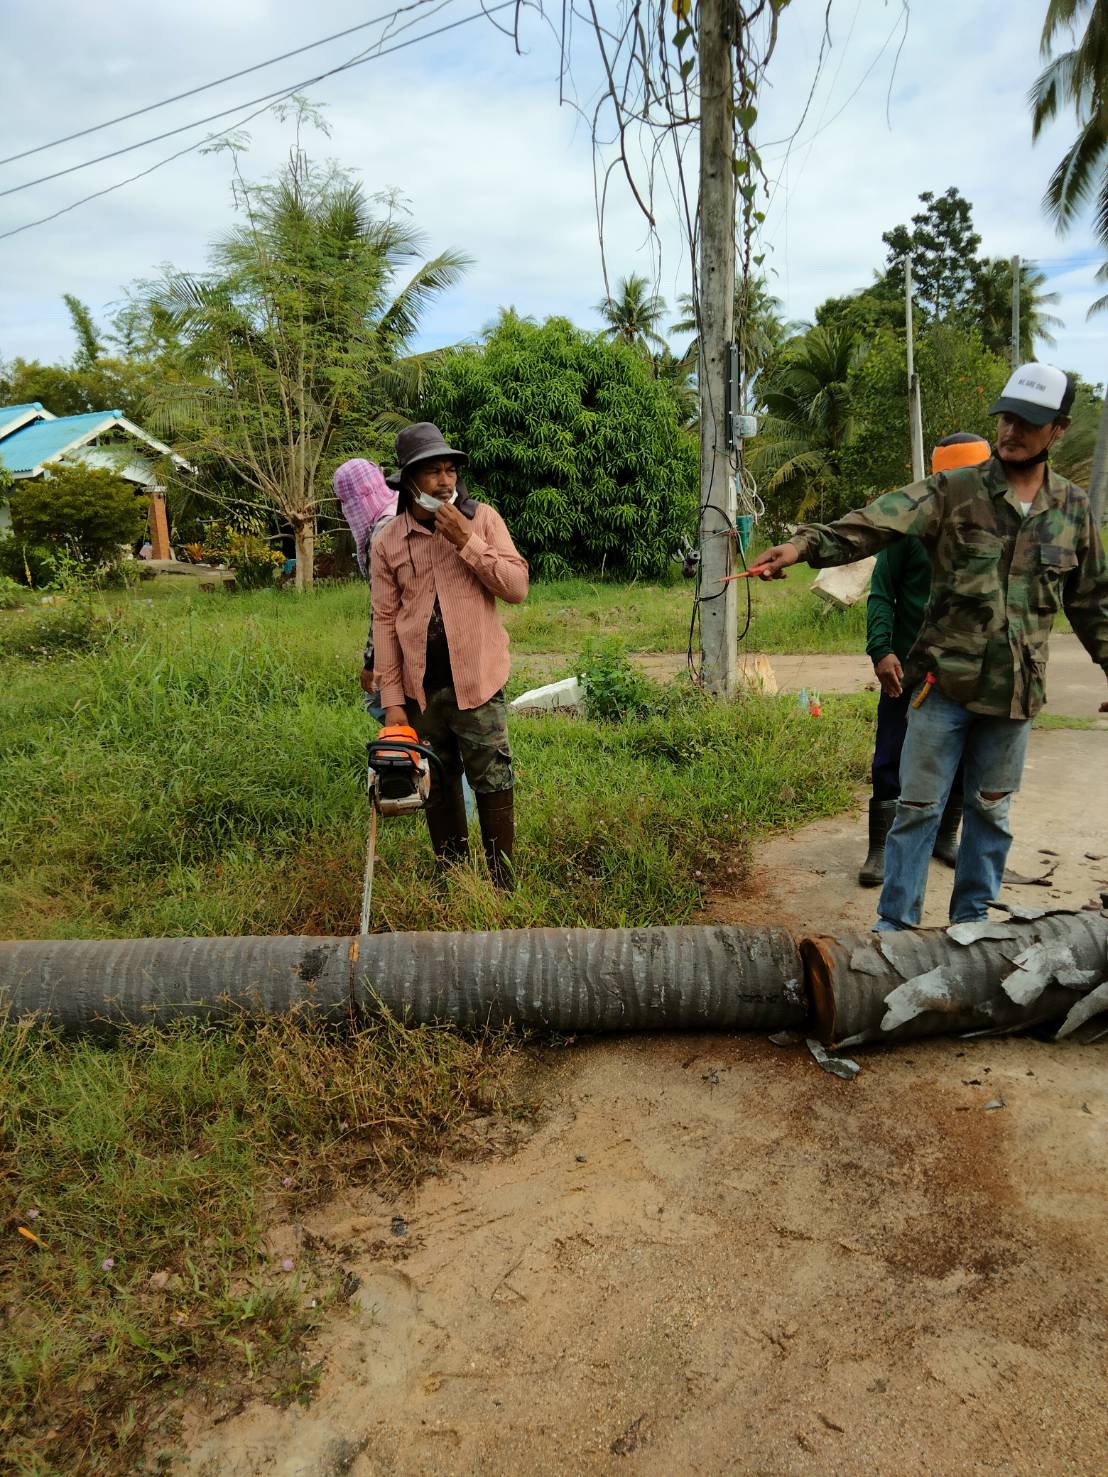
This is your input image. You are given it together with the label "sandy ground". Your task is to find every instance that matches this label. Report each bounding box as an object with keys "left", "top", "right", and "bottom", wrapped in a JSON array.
[{"left": 173, "top": 727, "right": 1108, "bottom": 1477}]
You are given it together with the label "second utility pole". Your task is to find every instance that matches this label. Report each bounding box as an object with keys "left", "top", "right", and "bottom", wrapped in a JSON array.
[
  {"left": 697, "top": 0, "right": 737, "bottom": 697},
  {"left": 905, "top": 262, "right": 925, "bottom": 481}
]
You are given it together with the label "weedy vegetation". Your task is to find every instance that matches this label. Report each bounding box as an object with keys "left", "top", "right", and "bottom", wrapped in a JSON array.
[{"left": 0, "top": 571, "right": 876, "bottom": 1473}]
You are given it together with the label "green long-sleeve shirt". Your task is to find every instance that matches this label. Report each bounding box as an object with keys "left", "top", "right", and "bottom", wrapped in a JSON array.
[
  {"left": 866, "top": 537, "right": 933, "bottom": 667},
  {"left": 792, "top": 456, "right": 1108, "bottom": 719}
]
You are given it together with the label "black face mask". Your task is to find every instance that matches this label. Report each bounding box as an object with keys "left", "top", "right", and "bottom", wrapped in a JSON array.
[
  {"left": 1001, "top": 447, "right": 1050, "bottom": 471},
  {"left": 1000, "top": 423, "right": 1062, "bottom": 472}
]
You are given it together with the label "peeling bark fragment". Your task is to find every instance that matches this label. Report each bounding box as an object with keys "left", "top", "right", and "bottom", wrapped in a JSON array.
[
  {"left": 947, "top": 920, "right": 1019, "bottom": 946},
  {"left": 806, "top": 1039, "right": 860, "bottom": 1079},
  {"left": 848, "top": 945, "right": 887, "bottom": 977},
  {"left": 880, "top": 966, "right": 956, "bottom": 1031},
  {"left": 1001, "top": 942, "right": 1090, "bottom": 1007},
  {"left": 1056, "top": 981, "right": 1108, "bottom": 1040}
]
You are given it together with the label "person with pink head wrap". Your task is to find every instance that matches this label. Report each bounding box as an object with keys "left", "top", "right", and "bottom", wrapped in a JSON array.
[{"left": 333, "top": 458, "right": 397, "bottom": 576}]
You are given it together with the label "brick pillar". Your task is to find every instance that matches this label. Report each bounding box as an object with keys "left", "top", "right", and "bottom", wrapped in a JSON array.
[{"left": 149, "top": 488, "right": 172, "bottom": 561}]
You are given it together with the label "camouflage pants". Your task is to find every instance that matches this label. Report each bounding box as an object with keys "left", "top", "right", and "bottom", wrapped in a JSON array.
[{"left": 405, "top": 687, "right": 514, "bottom": 796}]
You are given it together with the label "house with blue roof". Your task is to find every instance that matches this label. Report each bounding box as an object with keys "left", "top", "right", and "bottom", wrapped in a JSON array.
[{"left": 0, "top": 402, "right": 193, "bottom": 558}]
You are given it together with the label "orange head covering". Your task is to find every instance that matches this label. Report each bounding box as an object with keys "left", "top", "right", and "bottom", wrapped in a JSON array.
[{"left": 930, "top": 434, "right": 991, "bottom": 475}]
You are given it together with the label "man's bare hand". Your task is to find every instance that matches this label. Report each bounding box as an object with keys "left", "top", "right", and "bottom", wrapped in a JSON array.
[
  {"left": 434, "top": 500, "right": 471, "bottom": 550},
  {"left": 751, "top": 542, "right": 800, "bottom": 579},
  {"left": 874, "top": 653, "right": 904, "bottom": 699},
  {"left": 359, "top": 668, "right": 377, "bottom": 696},
  {"left": 384, "top": 706, "right": 408, "bottom": 727}
]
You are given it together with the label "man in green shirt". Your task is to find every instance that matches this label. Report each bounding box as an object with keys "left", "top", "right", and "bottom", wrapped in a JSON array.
[
  {"left": 754, "top": 364, "right": 1108, "bottom": 931},
  {"left": 859, "top": 433, "right": 991, "bottom": 885}
]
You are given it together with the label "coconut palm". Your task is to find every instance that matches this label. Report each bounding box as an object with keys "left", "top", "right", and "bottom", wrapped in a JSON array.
[
  {"left": 1030, "top": 0, "right": 1108, "bottom": 243},
  {"left": 149, "top": 156, "right": 468, "bottom": 588},
  {"left": 972, "top": 257, "right": 1064, "bottom": 358},
  {"left": 672, "top": 274, "right": 788, "bottom": 404},
  {"left": 747, "top": 325, "right": 863, "bottom": 523},
  {"left": 595, "top": 273, "right": 668, "bottom": 354}
]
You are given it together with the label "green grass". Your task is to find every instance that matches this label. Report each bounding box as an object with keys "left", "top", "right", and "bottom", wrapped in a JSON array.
[
  {"left": 1031, "top": 711, "right": 1100, "bottom": 731},
  {"left": 0, "top": 577, "right": 877, "bottom": 1474},
  {"left": 0, "top": 597, "right": 874, "bottom": 941},
  {"left": 0, "top": 1014, "right": 522, "bottom": 1475}
]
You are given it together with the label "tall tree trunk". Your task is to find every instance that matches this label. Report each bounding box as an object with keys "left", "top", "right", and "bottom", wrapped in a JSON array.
[
  {"left": 1088, "top": 391, "right": 1108, "bottom": 527},
  {"left": 293, "top": 516, "right": 315, "bottom": 592}
]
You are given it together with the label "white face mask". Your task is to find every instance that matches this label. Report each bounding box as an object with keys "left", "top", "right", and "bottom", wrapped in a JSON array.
[{"left": 414, "top": 489, "right": 457, "bottom": 513}]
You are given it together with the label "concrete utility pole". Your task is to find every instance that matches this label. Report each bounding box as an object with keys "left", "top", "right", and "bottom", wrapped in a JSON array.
[
  {"left": 1088, "top": 395, "right": 1108, "bottom": 526},
  {"left": 905, "top": 262, "right": 925, "bottom": 481},
  {"left": 696, "top": 0, "right": 737, "bottom": 697},
  {"left": 1010, "top": 254, "right": 1021, "bottom": 368}
]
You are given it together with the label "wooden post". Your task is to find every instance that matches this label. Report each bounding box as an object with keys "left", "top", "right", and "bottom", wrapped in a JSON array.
[
  {"left": 697, "top": 0, "right": 737, "bottom": 696},
  {"left": 905, "top": 262, "right": 925, "bottom": 481},
  {"left": 148, "top": 488, "right": 172, "bottom": 561},
  {"left": 1010, "top": 254, "right": 1021, "bottom": 368}
]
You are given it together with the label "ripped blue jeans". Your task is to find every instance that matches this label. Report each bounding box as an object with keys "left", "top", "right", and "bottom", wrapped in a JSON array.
[{"left": 876, "top": 685, "right": 1031, "bottom": 931}]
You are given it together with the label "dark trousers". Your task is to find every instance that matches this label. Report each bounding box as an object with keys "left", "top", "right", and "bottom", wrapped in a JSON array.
[{"left": 872, "top": 689, "right": 963, "bottom": 802}]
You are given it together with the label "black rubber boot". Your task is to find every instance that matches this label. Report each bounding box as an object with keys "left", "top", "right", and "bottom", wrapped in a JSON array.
[
  {"left": 424, "top": 776, "right": 469, "bottom": 867},
  {"left": 859, "top": 799, "right": 897, "bottom": 887},
  {"left": 476, "top": 788, "right": 515, "bottom": 890},
  {"left": 932, "top": 792, "right": 963, "bottom": 868}
]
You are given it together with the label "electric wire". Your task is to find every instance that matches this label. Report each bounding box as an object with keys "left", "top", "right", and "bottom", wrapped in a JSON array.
[
  {"left": 0, "top": 2, "right": 443, "bottom": 169},
  {"left": 0, "top": 1, "right": 520, "bottom": 243},
  {"left": 0, "top": 0, "right": 470, "bottom": 200}
]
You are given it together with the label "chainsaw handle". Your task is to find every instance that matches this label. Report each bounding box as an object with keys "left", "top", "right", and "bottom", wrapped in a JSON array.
[{"left": 366, "top": 736, "right": 445, "bottom": 780}]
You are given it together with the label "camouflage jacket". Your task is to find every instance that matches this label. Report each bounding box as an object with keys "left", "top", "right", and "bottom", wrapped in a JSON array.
[{"left": 791, "top": 456, "right": 1108, "bottom": 719}]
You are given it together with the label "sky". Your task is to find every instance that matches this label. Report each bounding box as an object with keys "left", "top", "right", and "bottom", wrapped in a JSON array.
[{"left": 0, "top": 0, "right": 1103, "bottom": 388}]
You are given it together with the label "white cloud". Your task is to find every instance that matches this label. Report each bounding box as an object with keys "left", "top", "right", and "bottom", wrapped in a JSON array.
[{"left": 0, "top": 0, "right": 1102, "bottom": 389}]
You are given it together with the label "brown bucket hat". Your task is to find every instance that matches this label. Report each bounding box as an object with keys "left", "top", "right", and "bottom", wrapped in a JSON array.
[{"left": 385, "top": 422, "right": 468, "bottom": 489}]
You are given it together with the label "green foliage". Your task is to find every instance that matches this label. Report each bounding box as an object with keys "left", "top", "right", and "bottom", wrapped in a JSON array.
[
  {"left": 9, "top": 463, "right": 146, "bottom": 567},
  {"left": 417, "top": 315, "right": 699, "bottom": 578},
  {"left": 0, "top": 535, "right": 58, "bottom": 588},
  {"left": 747, "top": 324, "right": 862, "bottom": 531},
  {"left": 0, "top": 574, "right": 27, "bottom": 609},
  {"left": 205, "top": 524, "right": 284, "bottom": 590},
  {"left": 0, "top": 355, "right": 159, "bottom": 424},
  {"left": 148, "top": 147, "right": 469, "bottom": 590},
  {"left": 881, "top": 187, "right": 982, "bottom": 320},
  {"left": 575, "top": 637, "right": 664, "bottom": 721},
  {"left": 815, "top": 276, "right": 906, "bottom": 337},
  {"left": 839, "top": 323, "right": 1009, "bottom": 501},
  {"left": 595, "top": 272, "right": 668, "bottom": 353},
  {"left": 1030, "top": 0, "right": 1108, "bottom": 245},
  {"left": 0, "top": 599, "right": 111, "bottom": 661}
]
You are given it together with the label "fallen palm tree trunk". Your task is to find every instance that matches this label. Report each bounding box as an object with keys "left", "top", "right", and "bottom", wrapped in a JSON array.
[
  {"left": 0, "top": 925, "right": 806, "bottom": 1036},
  {"left": 0, "top": 915, "right": 1104, "bottom": 1044},
  {"left": 803, "top": 911, "right": 1108, "bottom": 1047}
]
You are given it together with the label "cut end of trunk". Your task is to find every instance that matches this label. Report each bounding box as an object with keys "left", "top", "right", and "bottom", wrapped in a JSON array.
[{"left": 799, "top": 935, "right": 838, "bottom": 1047}]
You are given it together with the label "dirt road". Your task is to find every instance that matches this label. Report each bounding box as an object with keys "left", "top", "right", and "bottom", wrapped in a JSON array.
[{"left": 177, "top": 731, "right": 1108, "bottom": 1477}]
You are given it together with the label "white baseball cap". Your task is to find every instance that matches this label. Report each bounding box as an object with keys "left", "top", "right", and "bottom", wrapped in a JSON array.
[{"left": 989, "top": 363, "right": 1075, "bottom": 426}]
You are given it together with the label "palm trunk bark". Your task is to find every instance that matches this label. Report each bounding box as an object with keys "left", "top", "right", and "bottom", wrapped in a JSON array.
[{"left": 1087, "top": 391, "right": 1108, "bottom": 527}]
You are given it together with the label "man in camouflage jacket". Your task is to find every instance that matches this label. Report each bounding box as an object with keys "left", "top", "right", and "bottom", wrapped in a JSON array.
[{"left": 756, "top": 363, "right": 1108, "bottom": 931}]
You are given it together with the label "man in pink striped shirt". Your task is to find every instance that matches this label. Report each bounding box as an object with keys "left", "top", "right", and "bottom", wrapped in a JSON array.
[{"left": 369, "top": 423, "right": 528, "bottom": 886}]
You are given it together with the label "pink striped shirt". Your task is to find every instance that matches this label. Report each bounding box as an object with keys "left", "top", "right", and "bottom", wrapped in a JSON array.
[{"left": 370, "top": 502, "right": 528, "bottom": 711}]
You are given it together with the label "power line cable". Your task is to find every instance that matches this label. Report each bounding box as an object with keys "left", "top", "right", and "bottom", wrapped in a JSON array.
[
  {"left": 0, "top": 2, "right": 441, "bottom": 169},
  {"left": 0, "top": 0, "right": 461, "bottom": 199},
  {"left": 0, "top": 2, "right": 521, "bottom": 244}
]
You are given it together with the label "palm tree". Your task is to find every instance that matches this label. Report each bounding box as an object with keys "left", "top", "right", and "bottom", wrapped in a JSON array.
[
  {"left": 672, "top": 274, "right": 788, "bottom": 405},
  {"left": 747, "top": 325, "right": 862, "bottom": 523},
  {"left": 973, "top": 258, "right": 1064, "bottom": 358},
  {"left": 1030, "top": 2, "right": 1108, "bottom": 521},
  {"left": 595, "top": 273, "right": 668, "bottom": 354},
  {"left": 149, "top": 156, "right": 468, "bottom": 588},
  {"left": 1030, "top": 0, "right": 1108, "bottom": 242}
]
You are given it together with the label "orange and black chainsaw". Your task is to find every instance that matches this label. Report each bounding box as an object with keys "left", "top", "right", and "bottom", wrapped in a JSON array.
[{"left": 360, "top": 725, "right": 442, "bottom": 932}]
